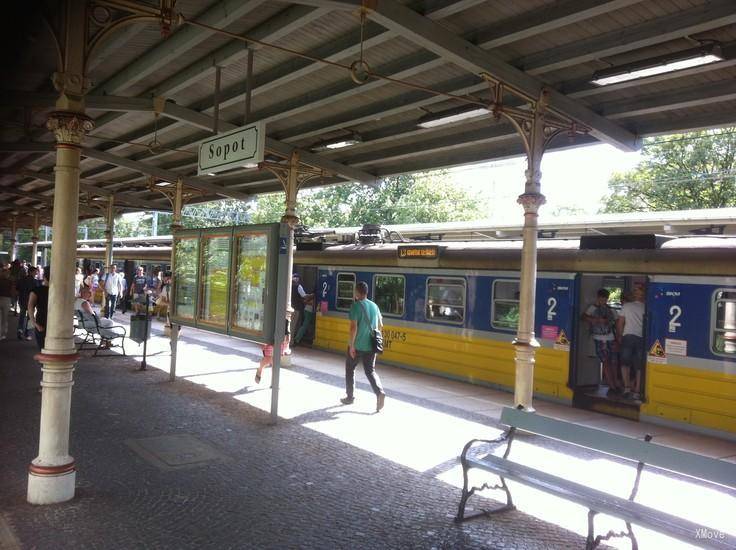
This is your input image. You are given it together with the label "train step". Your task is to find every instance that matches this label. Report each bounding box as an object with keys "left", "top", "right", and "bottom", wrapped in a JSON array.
[{"left": 573, "top": 387, "right": 640, "bottom": 421}]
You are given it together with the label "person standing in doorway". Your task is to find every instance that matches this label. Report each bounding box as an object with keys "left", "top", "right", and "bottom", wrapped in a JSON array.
[
  {"left": 290, "top": 273, "right": 307, "bottom": 345},
  {"left": 27, "top": 266, "right": 50, "bottom": 350},
  {"left": 617, "top": 285, "right": 646, "bottom": 401},
  {"left": 341, "top": 281, "right": 386, "bottom": 412},
  {"left": 102, "top": 264, "right": 123, "bottom": 319},
  {"left": 583, "top": 288, "right": 621, "bottom": 395}
]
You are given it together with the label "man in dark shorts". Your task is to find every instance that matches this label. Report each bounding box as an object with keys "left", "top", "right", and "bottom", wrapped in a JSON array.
[
  {"left": 617, "top": 285, "right": 646, "bottom": 400},
  {"left": 28, "top": 266, "right": 50, "bottom": 350}
]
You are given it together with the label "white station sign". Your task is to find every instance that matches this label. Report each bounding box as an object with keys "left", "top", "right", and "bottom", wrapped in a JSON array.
[{"left": 198, "top": 120, "right": 265, "bottom": 175}]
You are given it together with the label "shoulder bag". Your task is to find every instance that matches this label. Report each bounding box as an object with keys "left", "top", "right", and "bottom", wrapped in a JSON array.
[{"left": 358, "top": 300, "right": 383, "bottom": 354}]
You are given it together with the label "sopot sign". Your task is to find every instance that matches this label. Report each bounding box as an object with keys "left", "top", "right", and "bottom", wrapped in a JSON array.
[{"left": 198, "top": 121, "right": 265, "bottom": 176}]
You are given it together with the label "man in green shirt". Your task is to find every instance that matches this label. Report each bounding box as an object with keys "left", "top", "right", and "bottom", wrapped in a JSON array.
[{"left": 341, "top": 281, "right": 386, "bottom": 412}]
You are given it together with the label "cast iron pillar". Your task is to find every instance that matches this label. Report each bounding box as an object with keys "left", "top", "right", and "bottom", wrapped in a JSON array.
[
  {"left": 27, "top": 0, "right": 92, "bottom": 505},
  {"left": 31, "top": 213, "right": 40, "bottom": 266},
  {"left": 104, "top": 196, "right": 115, "bottom": 268},
  {"left": 482, "top": 76, "right": 588, "bottom": 410}
]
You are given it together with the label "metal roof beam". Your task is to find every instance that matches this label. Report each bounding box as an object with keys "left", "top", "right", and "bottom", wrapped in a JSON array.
[
  {"left": 80, "top": 146, "right": 251, "bottom": 201},
  {"left": 599, "top": 80, "right": 736, "bottom": 120},
  {"left": 325, "top": 0, "right": 639, "bottom": 150},
  {"left": 161, "top": 102, "right": 377, "bottom": 185},
  {"left": 515, "top": 0, "right": 736, "bottom": 75},
  {"left": 92, "top": 0, "right": 269, "bottom": 95}
]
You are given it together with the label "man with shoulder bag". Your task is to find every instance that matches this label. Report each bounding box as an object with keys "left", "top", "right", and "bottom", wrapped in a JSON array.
[{"left": 341, "top": 281, "right": 387, "bottom": 412}]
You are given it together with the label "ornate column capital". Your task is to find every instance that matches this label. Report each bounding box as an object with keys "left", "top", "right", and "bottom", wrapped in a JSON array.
[
  {"left": 517, "top": 192, "right": 547, "bottom": 214},
  {"left": 46, "top": 112, "right": 94, "bottom": 146}
]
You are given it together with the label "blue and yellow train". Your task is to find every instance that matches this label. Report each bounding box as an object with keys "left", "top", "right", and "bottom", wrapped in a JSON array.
[{"left": 294, "top": 235, "right": 736, "bottom": 440}]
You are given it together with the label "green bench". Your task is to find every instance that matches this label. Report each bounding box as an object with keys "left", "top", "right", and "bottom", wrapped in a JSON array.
[{"left": 456, "top": 406, "right": 736, "bottom": 550}]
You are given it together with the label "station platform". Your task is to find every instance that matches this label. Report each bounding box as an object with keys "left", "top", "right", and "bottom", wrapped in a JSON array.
[{"left": 1, "top": 313, "right": 734, "bottom": 549}]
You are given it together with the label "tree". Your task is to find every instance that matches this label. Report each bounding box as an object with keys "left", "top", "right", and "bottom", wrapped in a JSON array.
[
  {"left": 250, "top": 171, "right": 486, "bottom": 227},
  {"left": 601, "top": 128, "right": 736, "bottom": 212}
]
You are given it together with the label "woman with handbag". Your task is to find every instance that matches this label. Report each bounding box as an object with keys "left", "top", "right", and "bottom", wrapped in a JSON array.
[{"left": 341, "top": 281, "right": 386, "bottom": 412}]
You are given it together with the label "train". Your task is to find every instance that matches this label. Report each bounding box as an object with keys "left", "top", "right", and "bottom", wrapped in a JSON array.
[
  {"left": 73, "top": 231, "right": 736, "bottom": 440},
  {"left": 294, "top": 234, "right": 736, "bottom": 441}
]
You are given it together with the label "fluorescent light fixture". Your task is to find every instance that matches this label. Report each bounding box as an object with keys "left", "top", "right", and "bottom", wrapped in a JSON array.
[
  {"left": 591, "top": 44, "right": 724, "bottom": 86},
  {"left": 155, "top": 181, "right": 173, "bottom": 187},
  {"left": 312, "top": 134, "right": 362, "bottom": 151},
  {"left": 417, "top": 105, "right": 490, "bottom": 129},
  {"left": 207, "top": 172, "right": 216, "bottom": 176},
  {"left": 242, "top": 163, "right": 258, "bottom": 169},
  {"left": 324, "top": 139, "right": 360, "bottom": 149}
]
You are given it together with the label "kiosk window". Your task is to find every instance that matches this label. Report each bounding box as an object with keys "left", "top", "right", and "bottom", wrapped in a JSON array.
[
  {"left": 336, "top": 273, "right": 355, "bottom": 311},
  {"left": 713, "top": 290, "right": 736, "bottom": 356},
  {"left": 173, "top": 238, "right": 198, "bottom": 320},
  {"left": 426, "top": 277, "right": 465, "bottom": 323},
  {"left": 198, "top": 235, "right": 230, "bottom": 326},
  {"left": 492, "top": 280, "right": 520, "bottom": 330},
  {"left": 374, "top": 275, "right": 405, "bottom": 317}
]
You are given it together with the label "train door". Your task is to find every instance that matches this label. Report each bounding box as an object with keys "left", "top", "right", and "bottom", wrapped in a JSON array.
[
  {"left": 294, "top": 266, "right": 318, "bottom": 344},
  {"left": 571, "top": 274, "right": 646, "bottom": 418}
]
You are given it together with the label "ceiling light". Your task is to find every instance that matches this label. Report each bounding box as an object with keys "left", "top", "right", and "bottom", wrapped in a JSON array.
[
  {"left": 242, "top": 163, "right": 258, "bottom": 169},
  {"left": 207, "top": 172, "right": 216, "bottom": 176},
  {"left": 312, "top": 134, "right": 362, "bottom": 151},
  {"left": 417, "top": 105, "right": 490, "bottom": 128},
  {"left": 591, "top": 44, "right": 724, "bottom": 86},
  {"left": 155, "top": 181, "right": 173, "bottom": 187}
]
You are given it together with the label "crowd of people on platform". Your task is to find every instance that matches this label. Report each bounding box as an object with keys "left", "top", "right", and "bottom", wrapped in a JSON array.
[{"left": 0, "top": 259, "right": 171, "bottom": 351}]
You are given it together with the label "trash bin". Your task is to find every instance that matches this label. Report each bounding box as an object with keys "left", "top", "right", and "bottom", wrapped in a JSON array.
[{"left": 129, "top": 314, "right": 151, "bottom": 344}]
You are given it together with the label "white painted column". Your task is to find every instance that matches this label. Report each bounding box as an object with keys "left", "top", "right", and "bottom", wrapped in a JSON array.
[
  {"left": 31, "top": 213, "right": 40, "bottom": 266},
  {"left": 27, "top": 0, "right": 91, "bottom": 505},
  {"left": 28, "top": 111, "right": 93, "bottom": 504},
  {"left": 9, "top": 217, "right": 17, "bottom": 262}
]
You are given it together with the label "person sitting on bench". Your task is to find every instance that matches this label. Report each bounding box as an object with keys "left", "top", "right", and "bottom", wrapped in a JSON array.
[{"left": 75, "top": 287, "right": 120, "bottom": 350}]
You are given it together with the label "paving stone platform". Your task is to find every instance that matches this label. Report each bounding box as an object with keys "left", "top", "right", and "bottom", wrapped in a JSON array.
[{"left": 1, "top": 313, "right": 734, "bottom": 549}]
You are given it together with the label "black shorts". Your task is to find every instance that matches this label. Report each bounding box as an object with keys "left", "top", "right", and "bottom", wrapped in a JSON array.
[{"left": 620, "top": 334, "right": 645, "bottom": 371}]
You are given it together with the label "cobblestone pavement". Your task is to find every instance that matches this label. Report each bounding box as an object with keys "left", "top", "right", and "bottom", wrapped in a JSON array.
[{"left": 1, "top": 315, "right": 733, "bottom": 549}]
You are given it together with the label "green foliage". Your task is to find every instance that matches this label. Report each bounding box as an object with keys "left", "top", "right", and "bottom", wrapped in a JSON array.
[
  {"left": 250, "top": 172, "right": 486, "bottom": 227},
  {"left": 601, "top": 128, "right": 736, "bottom": 213}
]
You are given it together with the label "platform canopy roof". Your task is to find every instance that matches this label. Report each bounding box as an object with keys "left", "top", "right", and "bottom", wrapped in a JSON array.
[{"left": 1, "top": 0, "right": 736, "bottom": 227}]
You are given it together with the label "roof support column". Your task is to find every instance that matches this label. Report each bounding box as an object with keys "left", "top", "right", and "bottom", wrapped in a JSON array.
[
  {"left": 9, "top": 217, "right": 17, "bottom": 262},
  {"left": 27, "top": 0, "right": 92, "bottom": 505},
  {"left": 104, "top": 196, "right": 115, "bottom": 268},
  {"left": 168, "top": 178, "right": 184, "bottom": 381},
  {"left": 31, "top": 213, "right": 40, "bottom": 266},
  {"left": 482, "top": 81, "right": 587, "bottom": 411}
]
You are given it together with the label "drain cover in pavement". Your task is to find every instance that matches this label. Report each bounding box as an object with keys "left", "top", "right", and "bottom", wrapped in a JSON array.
[{"left": 125, "top": 434, "right": 227, "bottom": 470}]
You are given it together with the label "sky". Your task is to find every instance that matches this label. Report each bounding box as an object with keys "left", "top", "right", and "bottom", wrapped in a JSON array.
[{"left": 447, "top": 143, "right": 642, "bottom": 221}]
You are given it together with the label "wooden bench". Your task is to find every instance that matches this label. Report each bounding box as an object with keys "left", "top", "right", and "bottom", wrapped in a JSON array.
[
  {"left": 76, "top": 310, "right": 127, "bottom": 356},
  {"left": 456, "top": 406, "right": 736, "bottom": 550}
]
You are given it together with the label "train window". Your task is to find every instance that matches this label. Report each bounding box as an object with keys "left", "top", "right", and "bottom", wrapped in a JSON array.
[
  {"left": 173, "top": 238, "right": 199, "bottom": 320},
  {"left": 426, "top": 277, "right": 465, "bottom": 324},
  {"left": 198, "top": 234, "right": 231, "bottom": 326},
  {"left": 712, "top": 289, "right": 736, "bottom": 357},
  {"left": 373, "top": 274, "right": 405, "bottom": 317},
  {"left": 336, "top": 273, "right": 355, "bottom": 311},
  {"left": 492, "top": 279, "right": 520, "bottom": 330}
]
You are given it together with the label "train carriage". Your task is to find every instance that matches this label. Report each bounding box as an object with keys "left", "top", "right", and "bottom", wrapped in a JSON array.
[{"left": 295, "top": 236, "right": 736, "bottom": 440}]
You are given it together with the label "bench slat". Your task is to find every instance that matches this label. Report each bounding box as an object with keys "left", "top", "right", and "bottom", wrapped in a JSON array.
[
  {"left": 469, "top": 454, "right": 734, "bottom": 550},
  {"left": 500, "top": 407, "right": 736, "bottom": 488}
]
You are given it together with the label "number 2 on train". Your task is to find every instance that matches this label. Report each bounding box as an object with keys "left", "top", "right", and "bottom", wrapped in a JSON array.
[
  {"left": 547, "top": 297, "right": 557, "bottom": 321},
  {"left": 668, "top": 305, "right": 682, "bottom": 333}
]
